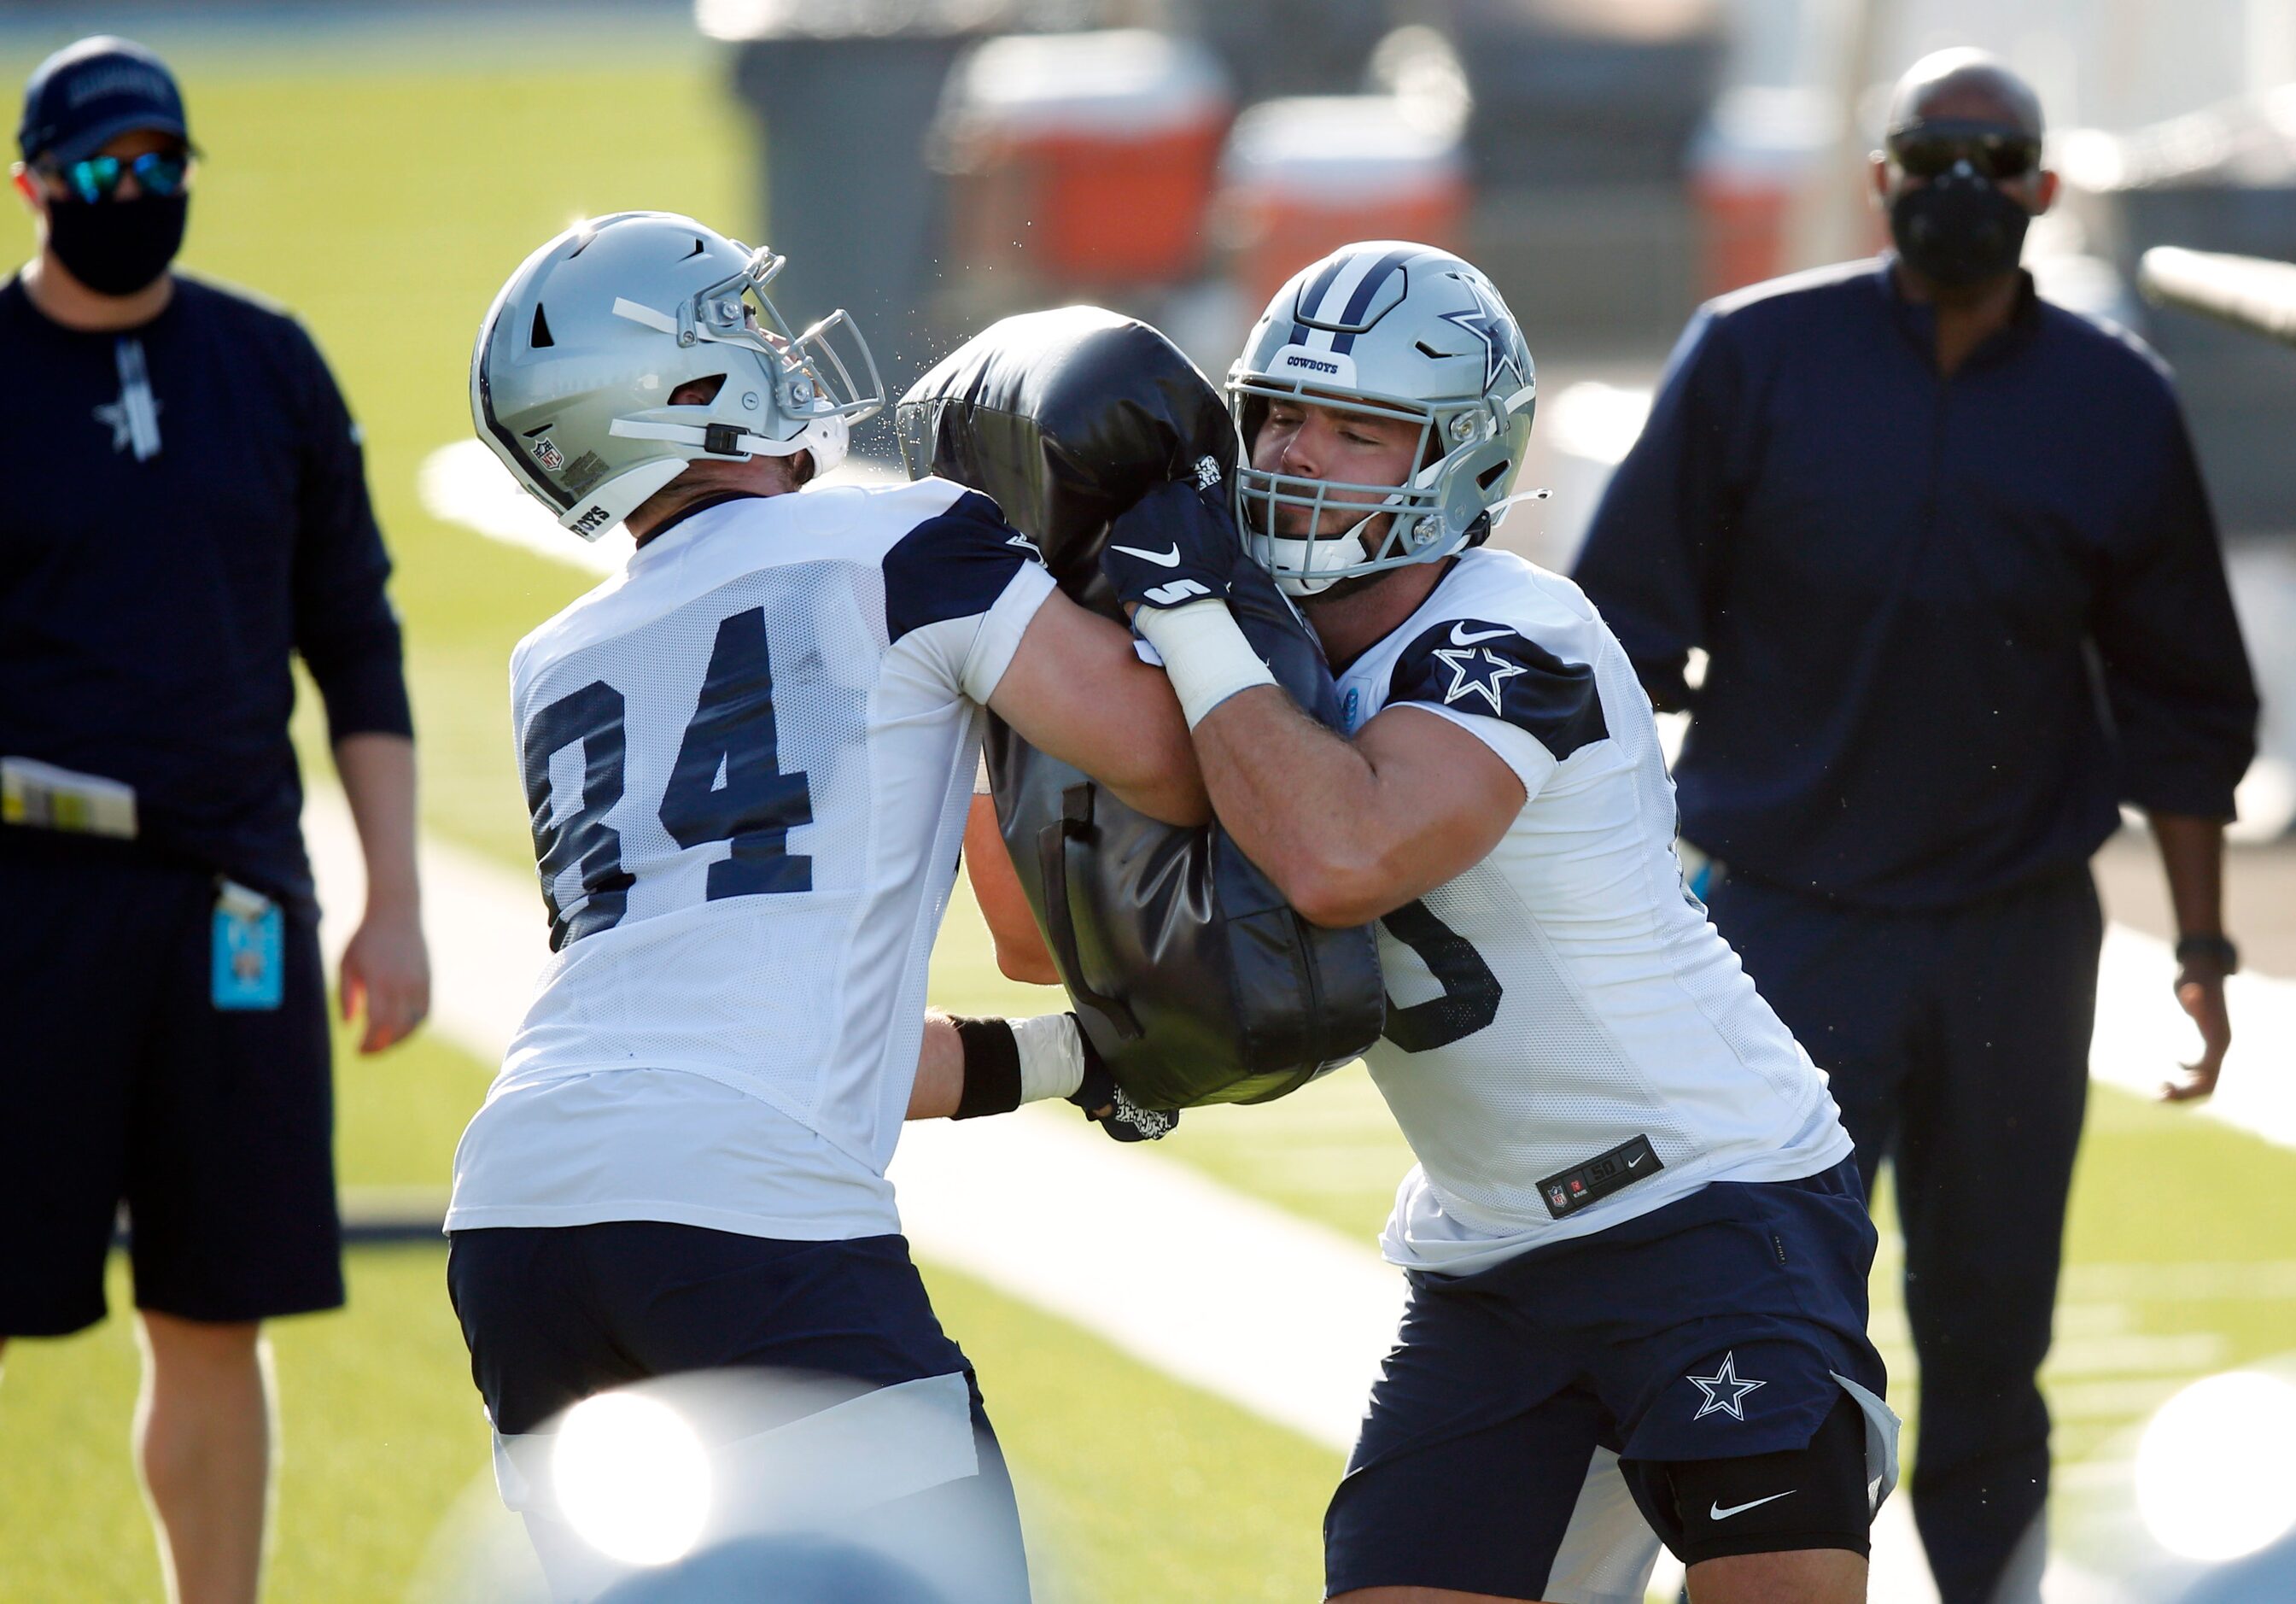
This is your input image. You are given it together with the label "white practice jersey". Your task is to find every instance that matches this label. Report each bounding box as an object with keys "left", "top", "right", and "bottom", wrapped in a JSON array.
[
  {"left": 1335, "top": 548, "right": 1853, "bottom": 1274},
  {"left": 447, "top": 477, "right": 1054, "bottom": 1240}
]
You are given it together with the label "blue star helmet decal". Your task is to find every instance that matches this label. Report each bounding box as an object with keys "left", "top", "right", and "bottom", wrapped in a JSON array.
[{"left": 1434, "top": 277, "right": 1516, "bottom": 392}]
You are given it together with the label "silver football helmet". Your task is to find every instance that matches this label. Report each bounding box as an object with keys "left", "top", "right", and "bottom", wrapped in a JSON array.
[
  {"left": 1228, "top": 240, "right": 1537, "bottom": 595},
  {"left": 470, "top": 211, "right": 884, "bottom": 539}
]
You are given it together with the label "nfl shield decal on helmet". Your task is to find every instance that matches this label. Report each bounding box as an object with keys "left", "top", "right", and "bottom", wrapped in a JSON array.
[{"left": 529, "top": 436, "right": 566, "bottom": 472}]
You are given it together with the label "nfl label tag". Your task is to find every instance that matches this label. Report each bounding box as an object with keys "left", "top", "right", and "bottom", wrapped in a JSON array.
[
  {"left": 212, "top": 881, "right": 283, "bottom": 1010},
  {"left": 1537, "top": 1133, "right": 1662, "bottom": 1220}
]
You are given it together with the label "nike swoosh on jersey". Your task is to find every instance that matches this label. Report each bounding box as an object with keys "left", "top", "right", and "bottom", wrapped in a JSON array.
[
  {"left": 1710, "top": 1490, "right": 1796, "bottom": 1521},
  {"left": 1109, "top": 543, "right": 1183, "bottom": 568},
  {"left": 1448, "top": 623, "right": 1513, "bottom": 646}
]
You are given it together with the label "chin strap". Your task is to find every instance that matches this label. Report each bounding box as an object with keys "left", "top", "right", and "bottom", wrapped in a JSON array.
[{"left": 1487, "top": 487, "right": 1551, "bottom": 529}]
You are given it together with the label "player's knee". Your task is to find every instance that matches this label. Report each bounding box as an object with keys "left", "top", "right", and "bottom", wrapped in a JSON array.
[{"left": 139, "top": 1310, "right": 263, "bottom": 1375}]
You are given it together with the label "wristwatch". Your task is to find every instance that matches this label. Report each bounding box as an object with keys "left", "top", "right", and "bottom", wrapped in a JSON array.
[{"left": 2174, "top": 934, "right": 2240, "bottom": 975}]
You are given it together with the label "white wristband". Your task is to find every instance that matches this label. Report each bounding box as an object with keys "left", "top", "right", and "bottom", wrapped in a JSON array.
[
  {"left": 1014, "top": 1011, "right": 1087, "bottom": 1103},
  {"left": 1132, "top": 599, "right": 1278, "bottom": 729}
]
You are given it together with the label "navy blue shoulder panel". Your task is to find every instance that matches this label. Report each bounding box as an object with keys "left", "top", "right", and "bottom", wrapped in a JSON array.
[
  {"left": 1387, "top": 617, "right": 1610, "bottom": 759},
  {"left": 881, "top": 489, "right": 1047, "bottom": 645}
]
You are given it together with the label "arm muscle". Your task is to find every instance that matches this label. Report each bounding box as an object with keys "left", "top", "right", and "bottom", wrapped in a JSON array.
[
  {"left": 988, "top": 593, "right": 1208, "bottom": 826},
  {"left": 1190, "top": 691, "right": 1523, "bottom": 927}
]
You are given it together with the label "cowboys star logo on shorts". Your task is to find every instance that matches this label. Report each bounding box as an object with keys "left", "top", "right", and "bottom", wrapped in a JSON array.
[
  {"left": 1687, "top": 1351, "right": 1767, "bottom": 1421},
  {"left": 529, "top": 436, "right": 566, "bottom": 472}
]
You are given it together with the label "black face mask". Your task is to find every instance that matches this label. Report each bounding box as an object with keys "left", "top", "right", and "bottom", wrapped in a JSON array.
[
  {"left": 1888, "top": 173, "right": 2030, "bottom": 289},
  {"left": 46, "top": 192, "right": 189, "bottom": 297}
]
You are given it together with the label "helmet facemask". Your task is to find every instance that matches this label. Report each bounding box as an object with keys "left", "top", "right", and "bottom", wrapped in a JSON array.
[
  {"left": 604, "top": 245, "right": 884, "bottom": 478},
  {"left": 1230, "top": 377, "right": 1517, "bottom": 598},
  {"left": 1224, "top": 243, "right": 1538, "bottom": 598}
]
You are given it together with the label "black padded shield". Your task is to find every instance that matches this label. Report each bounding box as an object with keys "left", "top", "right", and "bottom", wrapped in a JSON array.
[{"left": 897, "top": 307, "right": 1385, "bottom": 1107}]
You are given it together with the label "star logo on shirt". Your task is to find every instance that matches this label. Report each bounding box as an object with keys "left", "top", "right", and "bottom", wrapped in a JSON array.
[
  {"left": 1431, "top": 644, "right": 1524, "bottom": 715},
  {"left": 93, "top": 394, "right": 161, "bottom": 455},
  {"left": 1687, "top": 1352, "right": 1768, "bottom": 1422}
]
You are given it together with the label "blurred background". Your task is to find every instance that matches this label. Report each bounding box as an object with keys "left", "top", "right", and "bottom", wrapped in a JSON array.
[{"left": 0, "top": 1, "right": 2291, "bottom": 1600}]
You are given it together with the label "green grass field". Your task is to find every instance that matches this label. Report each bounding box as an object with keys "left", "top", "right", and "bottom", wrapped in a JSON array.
[{"left": 2, "top": 20, "right": 2292, "bottom": 1602}]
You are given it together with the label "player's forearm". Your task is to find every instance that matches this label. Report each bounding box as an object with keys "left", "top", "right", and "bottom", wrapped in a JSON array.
[
  {"left": 908, "top": 1014, "right": 967, "bottom": 1120},
  {"left": 963, "top": 795, "right": 1061, "bottom": 984},
  {"left": 989, "top": 597, "right": 1210, "bottom": 828},
  {"left": 334, "top": 732, "right": 420, "bottom": 915},
  {"left": 1091, "top": 661, "right": 1212, "bottom": 825},
  {"left": 2150, "top": 811, "right": 2229, "bottom": 946},
  {"left": 1191, "top": 685, "right": 1399, "bottom": 927}
]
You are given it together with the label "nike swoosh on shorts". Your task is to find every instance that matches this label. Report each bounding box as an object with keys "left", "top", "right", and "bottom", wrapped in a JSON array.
[{"left": 1710, "top": 1490, "right": 1796, "bottom": 1520}]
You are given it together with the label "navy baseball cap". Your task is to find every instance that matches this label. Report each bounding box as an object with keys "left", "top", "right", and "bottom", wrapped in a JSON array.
[{"left": 17, "top": 36, "right": 191, "bottom": 167}]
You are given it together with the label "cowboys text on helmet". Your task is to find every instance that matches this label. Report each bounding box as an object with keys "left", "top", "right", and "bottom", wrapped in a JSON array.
[
  {"left": 1228, "top": 241, "right": 1536, "bottom": 596},
  {"left": 470, "top": 212, "right": 885, "bottom": 540}
]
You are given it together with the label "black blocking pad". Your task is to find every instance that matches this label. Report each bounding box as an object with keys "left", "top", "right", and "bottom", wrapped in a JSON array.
[
  {"left": 896, "top": 307, "right": 1236, "bottom": 602},
  {"left": 896, "top": 308, "right": 1385, "bottom": 1108}
]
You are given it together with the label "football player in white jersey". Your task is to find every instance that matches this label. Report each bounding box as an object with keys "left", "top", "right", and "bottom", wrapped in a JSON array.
[
  {"left": 1091, "top": 243, "right": 1899, "bottom": 1604},
  {"left": 448, "top": 214, "right": 1202, "bottom": 1600}
]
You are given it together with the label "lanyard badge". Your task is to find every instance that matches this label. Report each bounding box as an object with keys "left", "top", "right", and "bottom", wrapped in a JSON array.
[{"left": 212, "top": 879, "right": 284, "bottom": 1010}]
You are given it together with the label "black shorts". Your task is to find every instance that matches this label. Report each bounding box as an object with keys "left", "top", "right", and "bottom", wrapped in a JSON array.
[
  {"left": 0, "top": 830, "right": 342, "bottom": 1336},
  {"left": 1325, "top": 1161, "right": 1896, "bottom": 1601}
]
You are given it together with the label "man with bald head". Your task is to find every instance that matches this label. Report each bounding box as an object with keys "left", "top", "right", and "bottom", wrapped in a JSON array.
[{"left": 1576, "top": 49, "right": 2257, "bottom": 1604}]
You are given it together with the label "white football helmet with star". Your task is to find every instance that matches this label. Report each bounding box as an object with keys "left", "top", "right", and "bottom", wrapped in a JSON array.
[{"left": 1228, "top": 240, "right": 1538, "bottom": 596}]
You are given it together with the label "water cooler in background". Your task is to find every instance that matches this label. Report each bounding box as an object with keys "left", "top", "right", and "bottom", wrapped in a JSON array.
[
  {"left": 1214, "top": 97, "right": 1471, "bottom": 308},
  {"left": 932, "top": 28, "right": 1232, "bottom": 323}
]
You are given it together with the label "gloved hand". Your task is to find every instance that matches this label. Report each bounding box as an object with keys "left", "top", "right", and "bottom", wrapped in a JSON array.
[
  {"left": 1066, "top": 1023, "right": 1180, "bottom": 1142},
  {"left": 1098, "top": 477, "right": 1240, "bottom": 614}
]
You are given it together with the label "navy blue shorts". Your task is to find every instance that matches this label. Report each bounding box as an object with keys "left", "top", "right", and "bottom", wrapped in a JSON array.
[
  {"left": 446, "top": 1222, "right": 989, "bottom": 1437},
  {"left": 1326, "top": 1159, "right": 1890, "bottom": 1600},
  {"left": 447, "top": 1222, "right": 1029, "bottom": 1602},
  {"left": 0, "top": 830, "right": 342, "bottom": 1336}
]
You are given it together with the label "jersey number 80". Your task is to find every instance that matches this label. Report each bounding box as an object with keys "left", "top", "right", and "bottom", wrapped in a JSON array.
[{"left": 519, "top": 606, "right": 814, "bottom": 951}]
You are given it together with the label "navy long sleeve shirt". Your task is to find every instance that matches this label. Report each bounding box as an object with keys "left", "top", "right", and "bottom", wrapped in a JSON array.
[
  {"left": 1573, "top": 257, "right": 2257, "bottom": 910},
  {"left": 0, "top": 272, "right": 411, "bottom": 909}
]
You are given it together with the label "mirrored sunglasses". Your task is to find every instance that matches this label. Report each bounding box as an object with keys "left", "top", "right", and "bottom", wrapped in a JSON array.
[{"left": 51, "top": 149, "right": 191, "bottom": 205}]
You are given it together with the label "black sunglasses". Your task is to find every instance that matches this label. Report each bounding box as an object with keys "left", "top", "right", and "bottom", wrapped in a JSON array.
[{"left": 1887, "top": 123, "right": 2042, "bottom": 183}]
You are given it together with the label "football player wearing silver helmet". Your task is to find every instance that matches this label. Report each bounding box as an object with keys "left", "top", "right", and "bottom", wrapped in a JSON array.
[
  {"left": 454, "top": 213, "right": 1212, "bottom": 1602},
  {"left": 471, "top": 210, "right": 885, "bottom": 540},
  {"left": 1096, "top": 241, "right": 1893, "bottom": 1604},
  {"left": 1225, "top": 239, "right": 1538, "bottom": 600}
]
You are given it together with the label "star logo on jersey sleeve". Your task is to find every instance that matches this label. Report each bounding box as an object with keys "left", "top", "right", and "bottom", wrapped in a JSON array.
[
  {"left": 1686, "top": 1352, "right": 1768, "bottom": 1421},
  {"left": 1431, "top": 643, "right": 1526, "bottom": 715}
]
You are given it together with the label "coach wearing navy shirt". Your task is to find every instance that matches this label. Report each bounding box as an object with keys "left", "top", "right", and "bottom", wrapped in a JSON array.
[
  {"left": 1575, "top": 50, "right": 2257, "bottom": 1604},
  {"left": 0, "top": 38, "right": 427, "bottom": 1604}
]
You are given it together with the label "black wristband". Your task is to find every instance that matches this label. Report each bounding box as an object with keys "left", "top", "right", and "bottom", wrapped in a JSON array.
[
  {"left": 949, "top": 1016, "right": 1022, "bottom": 1121},
  {"left": 2175, "top": 934, "right": 2239, "bottom": 975}
]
